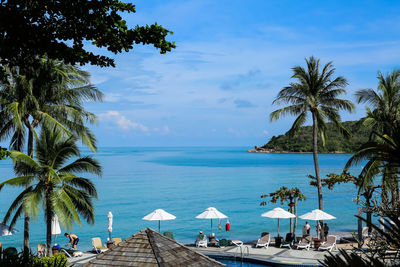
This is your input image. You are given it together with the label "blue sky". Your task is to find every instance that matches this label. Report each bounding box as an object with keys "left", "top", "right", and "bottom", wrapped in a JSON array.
[{"left": 83, "top": 0, "right": 400, "bottom": 147}]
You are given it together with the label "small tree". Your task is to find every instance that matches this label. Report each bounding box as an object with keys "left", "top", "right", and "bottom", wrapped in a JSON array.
[
  {"left": 309, "top": 172, "right": 379, "bottom": 233},
  {"left": 261, "top": 186, "right": 306, "bottom": 233}
]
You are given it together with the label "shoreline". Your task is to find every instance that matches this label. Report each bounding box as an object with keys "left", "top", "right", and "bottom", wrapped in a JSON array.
[{"left": 246, "top": 147, "right": 347, "bottom": 154}]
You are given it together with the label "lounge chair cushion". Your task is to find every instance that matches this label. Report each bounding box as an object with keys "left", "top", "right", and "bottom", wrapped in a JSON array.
[{"left": 113, "top": 237, "right": 122, "bottom": 245}]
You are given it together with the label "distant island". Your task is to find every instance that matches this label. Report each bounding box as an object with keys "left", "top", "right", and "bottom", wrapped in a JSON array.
[{"left": 248, "top": 121, "right": 371, "bottom": 153}]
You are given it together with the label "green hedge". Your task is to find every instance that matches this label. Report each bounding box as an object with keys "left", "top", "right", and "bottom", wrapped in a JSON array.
[
  {"left": 32, "top": 253, "right": 67, "bottom": 267},
  {"left": 0, "top": 249, "right": 67, "bottom": 267}
]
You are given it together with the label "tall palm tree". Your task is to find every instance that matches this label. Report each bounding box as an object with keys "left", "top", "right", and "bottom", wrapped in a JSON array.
[
  {"left": 349, "top": 70, "right": 400, "bottom": 204},
  {"left": 270, "top": 56, "right": 354, "bottom": 210},
  {"left": 0, "top": 126, "right": 102, "bottom": 255},
  {"left": 0, "top": 58, "right": 103, "bottom": 252}
]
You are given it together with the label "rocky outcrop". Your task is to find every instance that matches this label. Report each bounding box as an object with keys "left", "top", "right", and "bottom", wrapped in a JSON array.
[{"left": 246, "top": 146, "right": 281, "bottom": 153}]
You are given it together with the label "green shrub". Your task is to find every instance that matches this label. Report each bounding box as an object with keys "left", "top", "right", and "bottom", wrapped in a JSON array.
[
  {"left": 0, "top": 250, "right": 67, "bottom": 267},
  {"left": 32, "top": 253, "right": 68, "bottom": 267}
]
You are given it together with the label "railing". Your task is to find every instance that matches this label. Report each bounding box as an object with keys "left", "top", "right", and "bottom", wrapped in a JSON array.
[{"left": 233, "top": 245, "right": 249, "bottom": 260}]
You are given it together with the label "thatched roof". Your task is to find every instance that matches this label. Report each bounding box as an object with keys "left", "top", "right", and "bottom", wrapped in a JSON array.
[{"left": 84, "top": 228, "right": 224, "bottom": 266}]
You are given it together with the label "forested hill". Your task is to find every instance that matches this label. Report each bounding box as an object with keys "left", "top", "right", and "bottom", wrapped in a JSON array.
[{"left": 256, "top": 121, "right": 371, "bottom": 153}]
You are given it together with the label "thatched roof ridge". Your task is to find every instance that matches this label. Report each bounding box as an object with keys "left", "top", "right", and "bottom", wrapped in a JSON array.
[{"left": 84, "top": 227, "right": 224, "bottom": 266}]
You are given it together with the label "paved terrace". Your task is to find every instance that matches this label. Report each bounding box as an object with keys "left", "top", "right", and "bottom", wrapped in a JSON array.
[
  {"left": 68, "top": 244, "right": 340, "bottom": 266},
  {"left": 195, "top": 245, "right": 339, "bottom": 266}
]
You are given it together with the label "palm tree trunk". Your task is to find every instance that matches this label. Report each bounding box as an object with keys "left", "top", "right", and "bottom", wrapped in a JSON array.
[
  {"left": 46, "top": 194, "right": 53, "bottom": 256},
  {"left": 23, "top": 127, "right": 34, "bottom": 254},
  {"left": 312, "top": 111, "right": 323, "bottom": 211}
]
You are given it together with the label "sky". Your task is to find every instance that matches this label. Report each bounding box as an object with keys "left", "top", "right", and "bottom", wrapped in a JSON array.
[{"left": 81, "top": 0, "right": 400, "bottom": 147}]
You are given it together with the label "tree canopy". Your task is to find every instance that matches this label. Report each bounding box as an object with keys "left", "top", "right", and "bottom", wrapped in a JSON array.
[
  {"left": 0, "top": 147, "right": 8, "bottom": 160},
  {"left": 0, "top": 1, "right": 175, "bottom": 67}
]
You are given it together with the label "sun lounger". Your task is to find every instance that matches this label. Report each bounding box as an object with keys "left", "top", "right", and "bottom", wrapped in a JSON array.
[
  {"left": 112, "top": 237, "right": 122, "bottom": 246},
  {"left": 60, "top": 248, "right": 83, "bottom": 257},
  {"left": 232, "top": 240, "right": 243, "bottom": 247},
  {"left": 280, "top": 233, "right": 295, "bottom": 249},
  {"left": 318, "top": 235, "right": 337, "bottom": 252},
  {"left": 256, "top": 234, "right": 270, "bottom": 249},
  {"left": 92, "top": 237, "right": 108, "bottom": 254},
  {"left": 196, "top": 234, "right": 207, "bottom": 248},
  {"left": 296, "top": 235, "right": 311, "bottom": 251}
]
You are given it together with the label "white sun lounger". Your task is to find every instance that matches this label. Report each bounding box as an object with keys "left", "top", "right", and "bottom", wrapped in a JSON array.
[
  {"left": 318, "top": 235, "right": 337, "bottom": 252},
  {"left": 195, "top": 234, "right": 207, "bottom": 248},
  {"left": 256, "top": 234, "right": 270, "bottom": 249},
  {"left": 296, "top": 235, "right": 312, "bottom": 251}
]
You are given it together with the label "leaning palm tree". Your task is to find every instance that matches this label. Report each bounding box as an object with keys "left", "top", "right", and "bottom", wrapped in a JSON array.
[
  {"left": 349, "top": 70, "right": 400, "bottom": 204},
  {"left": 0, "top": 126, "right": 102, "bottom": 255},
  {"left": 0, "top": 58, "right": 103, "bottom": 252},
  {"left": 270, "top": 56, "right": 354, "bottom": 210}
]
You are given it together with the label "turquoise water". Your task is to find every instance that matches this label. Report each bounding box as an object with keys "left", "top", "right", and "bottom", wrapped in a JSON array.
[
  {"left": 0, "top": 147, "right": 361, "bottom": 251},
  {"left": 216, "top": 258, "right": 270, "bottom": 267}
]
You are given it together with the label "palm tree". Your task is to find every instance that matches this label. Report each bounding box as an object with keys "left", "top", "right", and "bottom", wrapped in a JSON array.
[
  {"left": 270, "top": 56, "right": 354, "bottom": 210},
  {"left": 0, "top": 126, "right": 102, "bottom": 255},
  {"left": 0, "top": 58, "right": 103, "bottom": 252},
  {"left": 345, "top": 131, "right": 400, "bottom": 205},
  {"left": 349, "top": 70, "right": 400, "bottom": 204}
]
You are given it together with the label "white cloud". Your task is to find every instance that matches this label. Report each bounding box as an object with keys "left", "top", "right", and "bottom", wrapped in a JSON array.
[
  {"left": 104, "top": 93, "right": 122, "bottom": 102},
  {"left": 99, "top": 111, "right": 149, "bottom": 132},
  {"left": 153, "top": 125, "right": 170, "bottom": 135}
]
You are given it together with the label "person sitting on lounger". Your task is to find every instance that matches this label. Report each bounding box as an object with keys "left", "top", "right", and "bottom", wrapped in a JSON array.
[
  {"left": 64, "top": 233, "right": 79, "bottom": 250},
  {"left": 197, "top": 231, "right": 205, "bottom": 241},
  {"left": 195, "top": 231, "right": 207, "bottom": 247}
]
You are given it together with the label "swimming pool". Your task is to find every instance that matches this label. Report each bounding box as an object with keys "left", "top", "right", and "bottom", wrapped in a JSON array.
[{"left": 217, "top": 258, "right": 271, "bottom": 267}]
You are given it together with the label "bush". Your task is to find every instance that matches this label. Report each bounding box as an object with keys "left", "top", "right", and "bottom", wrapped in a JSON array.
[
  {"left": 32, "top": 253, "right": 68, "bottom": 267},
  {"left": 0, "top": 250, "right": 67, "bottom": 267}
]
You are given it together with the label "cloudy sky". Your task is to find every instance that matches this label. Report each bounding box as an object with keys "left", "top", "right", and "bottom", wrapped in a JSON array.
[{"left": 83, "top": 0, "right": 400, "bottom": 147}]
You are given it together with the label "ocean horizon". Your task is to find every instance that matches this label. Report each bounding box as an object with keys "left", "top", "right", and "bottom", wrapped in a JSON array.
[{"left": 0, "top": 146, "right": 363, "bottom": 251}]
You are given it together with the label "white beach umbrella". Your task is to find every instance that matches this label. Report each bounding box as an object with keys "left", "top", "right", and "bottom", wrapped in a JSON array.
[
  {"left": 143, "top": 209, "right": 176, "bottom": 233},
  {"left": 299, "top": 209, "right": 336, "bottom": 220},
  {"left": 51, "top": 215, "right": 61, "bottom": 244},
  {"left": 261, "top": 207, "right": 295, "bottom": 237},
  {"left": 108, "top": 211, "right": 113, "bottom": 240},
  {"left": 299, "top": 209, "right": 336, "bottom": 239},
  {"left": 0, "top": 223, "right": 18, "bottom": 236},
  {"left": 196, "top": 207, "right": 228, "bottom": 235}
]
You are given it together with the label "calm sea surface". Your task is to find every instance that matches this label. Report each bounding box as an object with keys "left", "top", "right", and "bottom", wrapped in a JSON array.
[{"left": 0, "top": 147, "right": 362, "bottom": 251}]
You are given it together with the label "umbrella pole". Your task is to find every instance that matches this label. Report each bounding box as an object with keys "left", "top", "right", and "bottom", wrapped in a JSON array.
[
  {"left": 211, "top": 219, "right": 213, "bottom": 236},
  {"left": 277, "top": 218, "right": 280, "bottom": 237},
  {"left": 54, "top": 235, "right": 57, "bottom": 245},
  {"left": 159, "top": 220, "right": 161, "bottom": 233}
]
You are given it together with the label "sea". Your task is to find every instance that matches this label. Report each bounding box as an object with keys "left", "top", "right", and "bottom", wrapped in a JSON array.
[{"left": 0, "top": 147, "right": 364, "bottom": 251}]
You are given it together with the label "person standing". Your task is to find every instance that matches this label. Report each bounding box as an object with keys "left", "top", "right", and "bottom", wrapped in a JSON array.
[
  {"left": 64, "top": 233, "right": 79, "bottom": 250},
  {"left": 323, "top": 223, "right": 329, "bottom": 241},
  {"left": 305, "top": 222, "right": 310, "bottom": 235},
  {"left": 316, "top": 222, "right": 322, "bottom": 239}
]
